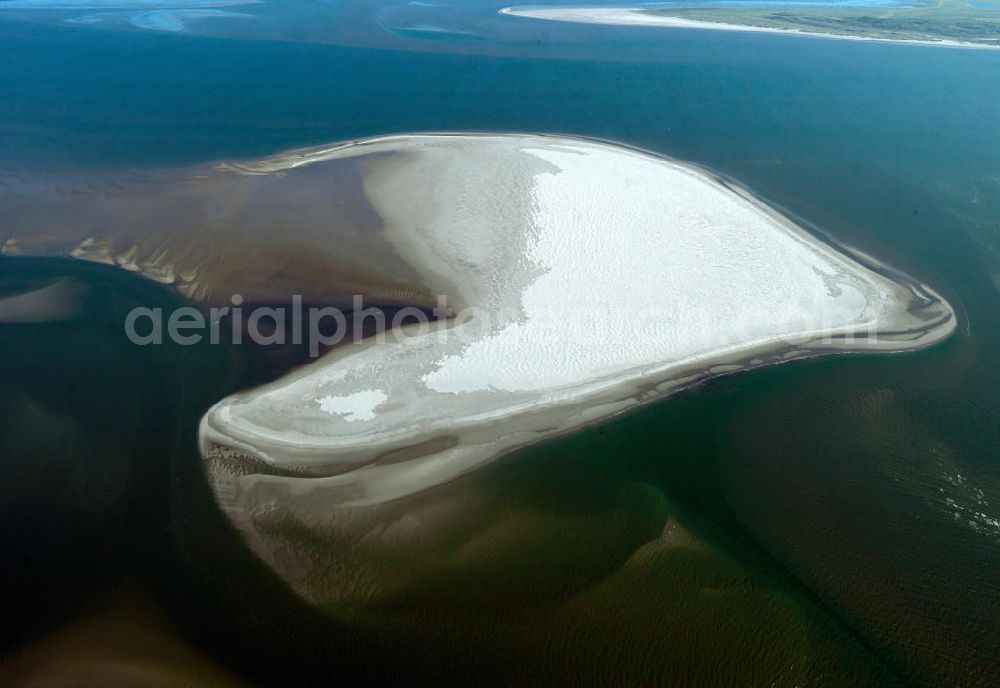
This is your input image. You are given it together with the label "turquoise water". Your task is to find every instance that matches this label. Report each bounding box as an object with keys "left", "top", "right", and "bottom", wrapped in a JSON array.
[{"left": 1, "top": 6, "right": 998, "bottom": 687}]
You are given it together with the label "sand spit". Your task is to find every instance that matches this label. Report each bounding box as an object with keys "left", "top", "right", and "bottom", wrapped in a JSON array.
[
  {"left": 2, "top": 134, "right": 955, "bottom": 601},
  {"left": 191, "top": 134, "right": 954, "bottom": 511}
]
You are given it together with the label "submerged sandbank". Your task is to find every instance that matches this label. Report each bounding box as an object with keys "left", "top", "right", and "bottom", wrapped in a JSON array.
[{"left": 500, "top": 5, "right": 1000, "bottom": 50}]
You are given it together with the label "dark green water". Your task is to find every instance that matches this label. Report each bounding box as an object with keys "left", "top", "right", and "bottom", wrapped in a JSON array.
[{"left": 0, "top": 10, "right": 998, "bottom": 687}]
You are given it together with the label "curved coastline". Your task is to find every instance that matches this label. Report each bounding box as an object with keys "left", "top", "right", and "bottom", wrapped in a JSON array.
[{"left": 500, "top": 5, "right": 1000, "bottom": 50}]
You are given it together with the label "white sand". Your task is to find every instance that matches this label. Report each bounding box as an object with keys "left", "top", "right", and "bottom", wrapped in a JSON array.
[
  {"left": 199, "top": 134, "right": 955, "bottom": 511},
  {"left": 500, "top": 5, "right": 1000, "bottom": 50}
]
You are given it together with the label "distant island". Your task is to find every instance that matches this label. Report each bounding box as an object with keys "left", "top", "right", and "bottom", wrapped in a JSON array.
[{"left": 503, "top": 1, "right": 1000, "bottom": 48}]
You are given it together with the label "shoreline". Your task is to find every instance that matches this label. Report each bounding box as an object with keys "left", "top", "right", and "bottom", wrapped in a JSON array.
[{"left": 500, "top": 6, "right": 1000, "bottom": 50}]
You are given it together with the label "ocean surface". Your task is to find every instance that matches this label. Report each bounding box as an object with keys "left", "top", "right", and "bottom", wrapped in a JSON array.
[{"left": 0, "top": 3, "right": 998, "bottom": 686}]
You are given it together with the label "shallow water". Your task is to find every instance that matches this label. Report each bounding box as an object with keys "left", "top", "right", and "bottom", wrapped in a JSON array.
[{"left": 1, "top": 4, "right": 998, "bottom": 687}]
